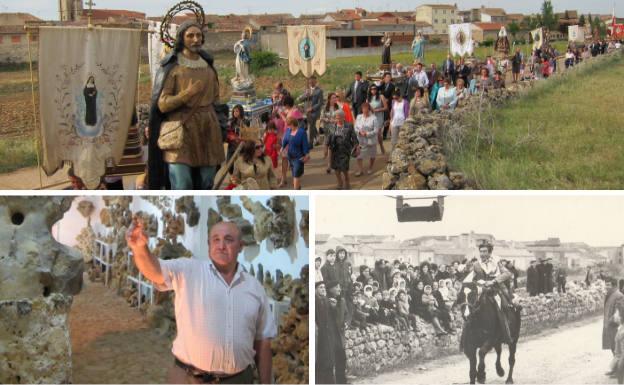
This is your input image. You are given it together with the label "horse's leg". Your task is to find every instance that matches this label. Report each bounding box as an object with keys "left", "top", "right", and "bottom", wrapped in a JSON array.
[
  {"left": 506, "top": 342, "right": 517, "bottom": 384},
  {"left": 468, "top": 348, "right": 478, "bottom": 385},
  {"left": 477, "top": 341, "right": 494, "bottom": 384},
  {"left": 495, "top": 343, "right": 505, "bottom": 377}
]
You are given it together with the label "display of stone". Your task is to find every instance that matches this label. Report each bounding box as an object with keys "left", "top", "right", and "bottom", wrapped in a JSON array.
[
  {"left": 75, "top": 225, "right": 96, "bottom": 263},
  {"left": 241, "top": 196, "right": 273, "bottom": 243},
  {"left": 142, "top": 196, "right": 173, "bottom": 211},
  {"left": 216, "top": 196, "right": 243, "bottom": 219},
  {"left": 267, "top": 196, "right": 296, "bottom": 249},
  {"left": 207, "top": 208, "right": 223, "bottom": 235},
  {"left": 76, "top": 200, "right": 95, "bottom": 220},
  {"left": 103, "top": 196, "right": 133, "bottom": 210},
  {"left": 153, "top": 238, "right": 193, "bottom": 260},
  {"left": 162, "top": 210, "right": 185, "bottom": 244},
  {"left": 0, "top": 294, "right": 74, "bottom": 383},
  {"left": 230, "top": 216, "right": 257, "bottom": 246},
  {"left": 135, "top": 211, "right": 159, "bottom": 238},
  {"left": 299, "top": 210, "right": 309, "bottom": 247},
  {"left": 272, "top": 265, "right": 309, "bottom": 384},
  {"left": 100, "top": 208, "right": 112, "bottom": 227},
  {"left": 175, "top": 196, "right": 200, "bottom": 227}
]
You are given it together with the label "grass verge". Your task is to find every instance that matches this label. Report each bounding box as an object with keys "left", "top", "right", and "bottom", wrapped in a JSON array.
[
  {"left": 448, "top": 51, "right": 624, "bottom": 189},
  {"left": 0, "top": 136, "right": 38, "bottom": 174}
]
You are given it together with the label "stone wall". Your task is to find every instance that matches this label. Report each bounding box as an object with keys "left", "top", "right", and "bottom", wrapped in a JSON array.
[
  {"left": 345, "top": 282, "right": 606, "bottom": 377},
  {"left": 382, "top": 49, "right": 624, "bottom": 190}
]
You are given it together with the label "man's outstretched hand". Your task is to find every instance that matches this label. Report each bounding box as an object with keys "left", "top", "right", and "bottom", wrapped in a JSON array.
[{"left": 126, "top": 216, "right": 148, "bottom": 250}]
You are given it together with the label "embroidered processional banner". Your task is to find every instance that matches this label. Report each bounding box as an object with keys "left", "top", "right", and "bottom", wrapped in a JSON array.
[
  {"left": 287, "top": 25, "right": 327, "bottom": 77},
  {"left": 449, "top": 23, "right": 474, "bottom": 57},
  {"left": 38, "top": 27, "right": 140, "bottom": 188},
  {"left": 531, "top": 28, "right": 544, "bottom": 50}
]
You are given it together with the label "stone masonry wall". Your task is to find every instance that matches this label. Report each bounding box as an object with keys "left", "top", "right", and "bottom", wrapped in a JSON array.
[{"left": 346, "top": 282, "right": 606, "bottom": 377}]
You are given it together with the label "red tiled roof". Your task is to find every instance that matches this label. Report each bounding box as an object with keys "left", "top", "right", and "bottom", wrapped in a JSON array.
[
  {"left": 85, "top": 9, "right": 146, "bottom": 20},
  {"left": 473, "top": 22, "right": 504, "bottom": 31}
]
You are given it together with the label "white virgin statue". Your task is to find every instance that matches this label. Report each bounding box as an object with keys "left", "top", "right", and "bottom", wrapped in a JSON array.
[{"left": 231, "top": 28, "right": 254, "bottom": 91}]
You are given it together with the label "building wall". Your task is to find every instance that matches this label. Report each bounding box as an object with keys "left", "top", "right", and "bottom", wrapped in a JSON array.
[{"left": 0, "top": 33, "right": 37, "bottom": 64}]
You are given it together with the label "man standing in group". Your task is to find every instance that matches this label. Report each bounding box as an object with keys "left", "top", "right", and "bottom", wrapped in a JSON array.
[
  {"left": 326, "top": 281, "right": 348, "bottom": 383},
  {"left": 536, "top": 258, "right": 546, "bottom": 294},
  {"left": 604, "top": 277, "right": 624, "bottom": 368},
  {"left": 442, "top": 54, "right": 456, "bottom": 84},
  {"left": 126, "top": 219, "right": 276, "bottom": 384},
  {"left": 544, "top": 258, "right": 554, "bottom": 294},
  {"left": 407, "top": 62, "right": 429, "bottom": 100},
  {"left": 526, "top": 260, "right": 538, "bottom": 297},
  {"left": 297, "top": 76, "right": 324, "bottom": 146},
  {"left": 427, "top": 63, "right": 440, "bottom": 92},
  {"left": 315, "top": 281, "right": 346, "bottom": 384},
  {"left": 556, "top": 263, "right": 567, "bottom": 294},
  {"left": 511, "top": 48, "right": 523, "bottom": 83},
  {"left": 346, "top": 71, "right": 369, "bottom": 117},
  {"left": 148, "top": 21, "right": 227, "bottom": 190}
]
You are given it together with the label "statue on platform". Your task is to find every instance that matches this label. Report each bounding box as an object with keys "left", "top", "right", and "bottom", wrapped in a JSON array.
[
  {"left": 231, "top": 27, "right": 254, "bottom": 91},
  {"left": 411, "top": 31, "right": 425, "bottom": 62},
  {"left": 495, "top": 26, "right": 510, "bottom": 55},
  {"left": 382, "top": 32, "right": 392, "bottom": 65}
]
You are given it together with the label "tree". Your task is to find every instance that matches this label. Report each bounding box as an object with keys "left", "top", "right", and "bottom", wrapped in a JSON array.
[
  {"left": 508, "top": 21, "right": 520, "bottom": 40},
  {"left": 579, "top": 14, "right": 585, "bottom": 26},
  {"left": 540, "top": 0, "right": 558, "bottom": 30}
]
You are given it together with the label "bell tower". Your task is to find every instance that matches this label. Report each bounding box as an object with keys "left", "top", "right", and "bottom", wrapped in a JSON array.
[{"left": 59, "top": 0, "right": 83, "bottom": 21}]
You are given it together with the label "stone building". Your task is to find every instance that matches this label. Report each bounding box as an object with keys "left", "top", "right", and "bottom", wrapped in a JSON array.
[
  {"left": 472, "top": 22, "right": 505, "bottom": 43},
  {"left": 415, "top": 4, "right": 462, "bottom": 35},
  {"left": 0, "top": 13, "right": 42, "bottom": 65}
]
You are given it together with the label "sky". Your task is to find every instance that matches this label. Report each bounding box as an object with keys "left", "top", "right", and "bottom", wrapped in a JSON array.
[
  {"left": 5, "top": 0, "right": 622, "bottom": 21},
  {"left": 315, "top": 195, "right": 624, "bottom": 246}
]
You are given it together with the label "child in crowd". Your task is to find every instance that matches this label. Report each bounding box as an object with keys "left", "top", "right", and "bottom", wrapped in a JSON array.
[
  {"left": 263, "top": 121, "right": 279, "bottom": 169},
  {"left": 395, "top": 290, "right": 411, "bottom": 331},
  {"left": 352, "top": 291, "right": 370, "bottom": 329},
  {"left": 422, "top": 285, "right": 448, "bottom": 336}
]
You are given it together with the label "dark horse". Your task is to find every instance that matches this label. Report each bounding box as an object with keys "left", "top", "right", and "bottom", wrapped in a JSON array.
[{"left": 456, "top": 282, "right": 521, "bottom": 384}]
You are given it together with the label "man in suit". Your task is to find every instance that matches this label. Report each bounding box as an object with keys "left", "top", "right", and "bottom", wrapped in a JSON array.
[
  {"left": 345, "top": 71, "right": 369, "bottom": 117},
  {"left": 442, "top": 53, "right": 456, "bottom": 84},
  {"left": 380, "top": 72, "right": 395, "bottom": 139},
  {"left": 536, "top": 258, "right": 546, "bottom": 294},
  {"left": 544, "top": 258, "right": 554, "bottom": 294},
  {"left": 427, "top": 63, "right": 440, "bottom": 92},
  {"left": 526, "top": 260, "right": 538, "bottom": 296},
  {"left": 296, "top": 76, "right": 323, "bottom": 146},
  {"left": 604, "top": 277, "right": 624, "bottom": 362},
  {"left": 456, "top": 58, "right": 471, "bottom": 86}
]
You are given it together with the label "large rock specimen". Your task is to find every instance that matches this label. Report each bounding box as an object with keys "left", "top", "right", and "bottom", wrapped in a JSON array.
[
  {"left": 241, "top": 196, "right": 273, "bottom": 243},
  {"left": 0, "top": 197, "right": 83, "bottom": 299},
  {"left": 216, "top": 196, "right": 243, "bottom": 219},
  {"left": 299, "top": 210, "right": 309, "bottom": 247},
  {"left": 267, "top": 196, "right": 296, "bottom": 249},
  {"left": 0, "top": 197, "right": 83, "bottom": 383},
  {"left": 0, "top": 294, "right": 74, "bottom": 383},
  {"left": 175, "top": 196, "right": 200, "bottom": 227}
]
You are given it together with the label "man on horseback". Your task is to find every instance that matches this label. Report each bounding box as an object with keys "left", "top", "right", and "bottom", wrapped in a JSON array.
[{"left": 464, "top": 240, "right": 517, "bottom": 345}]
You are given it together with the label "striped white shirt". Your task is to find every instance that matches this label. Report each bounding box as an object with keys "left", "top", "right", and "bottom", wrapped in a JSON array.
[{"left": 156, "top": 258, "right": 277, "bottom": 374}]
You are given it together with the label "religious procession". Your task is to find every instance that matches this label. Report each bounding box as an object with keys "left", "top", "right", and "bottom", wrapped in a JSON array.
[{"left": 2, "top": 1, "right": 624, "bottom": 190}]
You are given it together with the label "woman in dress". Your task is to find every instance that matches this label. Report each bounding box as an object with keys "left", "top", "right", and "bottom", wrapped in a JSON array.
[
  {"left": 389, "top": 89, "right": 409, "bottom": 152},
  {"left": 231, "top": 140, "right": 277, "bottom": 189},
  {"left": 436, "top": 77, "right": 458, "bottom": 111},
  {"left": 354, "top": 102, "right": 378, "bottom": 176},
  {"left": 321, "top": 92, "right": 341, "bottom": 174},
  {"left": 367, "top": 84, "right": 388, "bottom": 155},
  {"left": 326, "top": 110, "right": 359, "bottom": 190}
]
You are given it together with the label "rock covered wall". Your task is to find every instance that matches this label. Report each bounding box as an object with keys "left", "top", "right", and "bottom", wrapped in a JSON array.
[
  {"left": 345, "top": 282, "right": 606, "bottom": 377},
  {"left": 0, "top": 197, "right": 83, "bottom": 383}
]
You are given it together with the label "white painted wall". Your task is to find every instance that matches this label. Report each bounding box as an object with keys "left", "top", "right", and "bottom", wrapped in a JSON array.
[{"left": 53, "top": 195, "right": 309, "bottom": 278}]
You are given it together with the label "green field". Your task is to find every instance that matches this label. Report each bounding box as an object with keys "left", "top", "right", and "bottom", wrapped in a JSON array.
[{"left": 449, "top": 51, "right": 624, "bottom": 189}]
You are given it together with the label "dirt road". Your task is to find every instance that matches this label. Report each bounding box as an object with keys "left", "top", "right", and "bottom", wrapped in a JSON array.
[{"left": 355, "top": 316, "right": 613, "bottom": 384}]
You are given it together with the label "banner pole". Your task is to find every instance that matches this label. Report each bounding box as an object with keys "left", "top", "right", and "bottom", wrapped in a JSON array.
[{"left": 26, "top": 28, "right": 44, "bottom": 189}]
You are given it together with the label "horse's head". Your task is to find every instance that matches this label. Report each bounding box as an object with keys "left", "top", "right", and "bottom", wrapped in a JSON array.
[{"left": 455, "top": 282, "right": 482, "bottom": 320}]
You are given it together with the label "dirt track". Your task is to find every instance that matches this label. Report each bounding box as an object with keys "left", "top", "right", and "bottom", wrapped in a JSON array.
[{"left": 355, "top": 316, "right": 613, "bottom": 384}]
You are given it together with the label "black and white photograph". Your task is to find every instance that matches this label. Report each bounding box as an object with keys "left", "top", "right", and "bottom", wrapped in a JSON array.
[{"left": 315, "top": 194, "right": 622, "bottom": 384}]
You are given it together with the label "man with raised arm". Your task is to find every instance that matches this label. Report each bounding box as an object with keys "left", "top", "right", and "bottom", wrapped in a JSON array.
[{"left": 126, "top": 219, "right": 276, "bottom": 384}]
